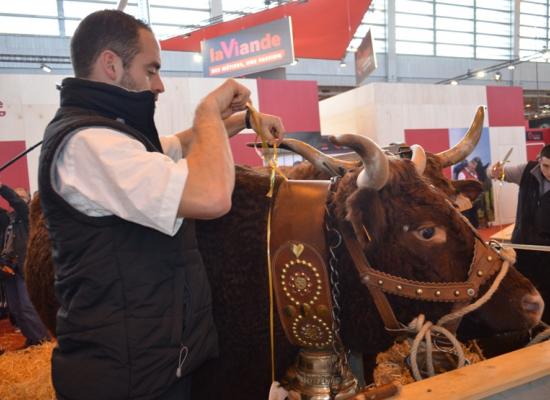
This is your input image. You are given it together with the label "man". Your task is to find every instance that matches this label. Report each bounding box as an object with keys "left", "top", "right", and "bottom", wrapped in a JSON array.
[
  {"left": 0, "top": 184, "right": 50, "bottom": 346},
  {"left": 490, "top": 144, "right": 550, "bottom": 319},
  {"left": 38, "top": 10, "right": 285, "bottom": 400}
]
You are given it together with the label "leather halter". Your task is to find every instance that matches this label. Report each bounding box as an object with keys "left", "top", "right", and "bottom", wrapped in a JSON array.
[
  {"left": 270, "top": 179, "right": 335, "bottom": 349},
  {"left": 339, "top": 216, "right": 505, "bottom": 333}
]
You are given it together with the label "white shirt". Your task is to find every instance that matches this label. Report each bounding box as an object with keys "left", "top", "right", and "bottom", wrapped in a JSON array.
[{"left": 52, "top": 128, "right": 188, "bottom": 236}]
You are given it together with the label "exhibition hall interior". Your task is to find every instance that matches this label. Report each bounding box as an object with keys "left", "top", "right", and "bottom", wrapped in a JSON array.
[{"left": 1, "top": 1, "right": 550, "bottom": 399}]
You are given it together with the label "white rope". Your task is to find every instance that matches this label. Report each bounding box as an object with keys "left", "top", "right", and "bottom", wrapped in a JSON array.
[
  {"left": 408, "top": 315, "right": 466, "bottom": 381},
  {"left": 407, "top": 248, "right": 514, "bottom": 381},
  {"left": 437, "top": 248, "right": 513, "bottom": 327},
  {"left": 499, "top": 243, "right": 550, "bottom": 253}
]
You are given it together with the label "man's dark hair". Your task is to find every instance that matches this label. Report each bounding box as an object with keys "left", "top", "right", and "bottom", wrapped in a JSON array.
[
  {"left": 540, "top": 144, "right": 550, "bottom": 160},
  {"left": 71, "top": 10, "right": 151, "bottom": 78}
]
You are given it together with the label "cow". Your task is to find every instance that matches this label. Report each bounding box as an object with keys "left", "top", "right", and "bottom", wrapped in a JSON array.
[{"left": 25, "top": 130, "right": 543, "bottom": 399}]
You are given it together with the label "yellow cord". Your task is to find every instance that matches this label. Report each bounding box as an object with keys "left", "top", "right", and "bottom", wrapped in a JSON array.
[{"left": 246, "top": 103, "right": 281, "bottom": 382}]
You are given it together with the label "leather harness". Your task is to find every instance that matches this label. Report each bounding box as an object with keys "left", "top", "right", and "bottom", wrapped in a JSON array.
[
  {"left": 270, "top": 179, "right": 507, "bottom": 347},
  {"left": 271, "top": 179, "right": 335, "bottom": 348}
]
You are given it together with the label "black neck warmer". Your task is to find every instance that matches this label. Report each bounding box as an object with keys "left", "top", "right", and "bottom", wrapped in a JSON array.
[{"left": 59, "top": 77, "right": 163, "bottom": 151}]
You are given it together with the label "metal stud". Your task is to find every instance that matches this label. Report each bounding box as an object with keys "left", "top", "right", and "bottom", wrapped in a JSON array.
[
  {"left": 396, "top": 285, "right": 403, "bottom": 291},
  {"left": 487, "top": 256, "right": 493, "bottom": 261},
  {"left": 363, "top": 275, "right": 370, "bottom": 282},
  {"left": 454, "top": 290, "right": 460, "bottom": 297},
  {"left": 416, "top": 288, "right": 423, "bottom": 295},
  {"left": 476, "top": 270, "right": 483, "bottom": 277},
  {"left": 435, "top": 290, "right": 441, "bottom": 297},
  {"left": 378, "top": 280, "right": 384, "bottom": 286},
  {"left": 467, "top": 288, "right": 475, "bottom": 297}
]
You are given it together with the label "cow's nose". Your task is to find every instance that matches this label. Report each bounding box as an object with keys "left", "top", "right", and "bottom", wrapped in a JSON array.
[{"left": 521, "top": 293, "right": 544, "bottom": 320}]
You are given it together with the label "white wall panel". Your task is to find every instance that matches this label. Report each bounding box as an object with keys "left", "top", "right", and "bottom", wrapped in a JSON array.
[
  {"left": 155, "top": 77, "right": 258, "bottom": 136},
  {"left": 0, "top": 74, "right": 64, "bottom": 192},
  {"left": 319, "top": 84, "right": 377, "bottom": 139},
  {"left": 320, "top": 83, "right": 487, "bottom": 146},
  {"left": 488, "top": 126, "right": 527, "bottom": 225}
]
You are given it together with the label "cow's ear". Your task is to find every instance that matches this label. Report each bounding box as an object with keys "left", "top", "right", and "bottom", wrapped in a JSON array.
[
  {"left": 452, "top": 179, "right": 483, "bottom": 201},
  {"left": 346, "top": 189, "right": 386, "bottom": 248}
]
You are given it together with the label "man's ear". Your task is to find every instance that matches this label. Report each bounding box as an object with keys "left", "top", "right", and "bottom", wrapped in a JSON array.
[{"left": 97, "top": 50, "right": 123, "bottom": 82}]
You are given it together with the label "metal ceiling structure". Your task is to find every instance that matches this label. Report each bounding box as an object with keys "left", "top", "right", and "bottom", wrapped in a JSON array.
[{"left": 160, "top": 0, "right": 372, "bottom": 61}]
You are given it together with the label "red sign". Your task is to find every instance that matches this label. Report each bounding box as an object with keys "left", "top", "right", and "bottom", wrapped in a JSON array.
[{"left": 202, "top": 17, "right": 294, "bottom": 78}]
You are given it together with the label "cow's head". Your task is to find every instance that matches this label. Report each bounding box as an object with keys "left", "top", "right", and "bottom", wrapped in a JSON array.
[{"left": 324, "top": 133, "right": 542, "bottom": 342}]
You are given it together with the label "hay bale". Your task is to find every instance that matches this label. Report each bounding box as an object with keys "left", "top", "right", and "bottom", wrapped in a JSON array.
[
  {"left": 373, "top": 339, "right": 485, "bottom": 386},
  {"left": 0, "top": 341, "right": 55, "bottom": 400}
]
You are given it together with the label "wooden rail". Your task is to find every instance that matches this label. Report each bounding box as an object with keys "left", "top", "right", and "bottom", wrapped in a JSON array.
[{"left": 389, "top": 340, "right": 550, "bottom": 399}]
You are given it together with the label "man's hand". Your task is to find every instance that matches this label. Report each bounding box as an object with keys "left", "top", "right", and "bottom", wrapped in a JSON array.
[
  {"left": 251, "top": 112, "right": 286, "bottom": 144},
  {"left": 204, "top": 78, "right": 251, "bottom": 120},
  {"left": 490, "top": 162, "right": 504, "bottom": 179}
]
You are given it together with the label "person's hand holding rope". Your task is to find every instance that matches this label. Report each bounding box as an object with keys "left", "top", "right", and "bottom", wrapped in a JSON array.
[
  {"left": 490, "top": 161, "right": 505, "bottom": 181},
  {"left": 245, "top": 104, "right": 285, "bottom": 144}
]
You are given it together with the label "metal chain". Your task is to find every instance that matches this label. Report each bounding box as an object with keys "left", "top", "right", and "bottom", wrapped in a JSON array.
[{"left": 325, "top": 209, "right": 347, "bottom": 397}]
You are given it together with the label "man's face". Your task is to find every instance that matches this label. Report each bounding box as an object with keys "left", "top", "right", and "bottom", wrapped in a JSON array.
[
  {"left": 118, "top": 29, "right": 165, "bottom": 100},
  {"left": 540, "top": 156, "right": 550, "bottom": 181}
]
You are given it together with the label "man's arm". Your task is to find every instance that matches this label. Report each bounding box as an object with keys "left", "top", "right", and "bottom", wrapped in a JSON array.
[
  {"left": 0, "top": 184, "right": 28, "bottom": 220},
  {"left": 488, "top": 162, "right": 527, "bottom": 185},
  {"left": 176, "top": 79, "right": 249, "bottom": 220},
  {"left": 174, "top": 110, "right": 285, "bottom": 157}
]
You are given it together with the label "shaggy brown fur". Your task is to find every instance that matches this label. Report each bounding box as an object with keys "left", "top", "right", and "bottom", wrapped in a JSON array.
[
  {"left": 25, "top": 160, "right": 538, "bottom": 399},
  {"left": 25, "top": 195, "right": 57, "bottom": 334}
]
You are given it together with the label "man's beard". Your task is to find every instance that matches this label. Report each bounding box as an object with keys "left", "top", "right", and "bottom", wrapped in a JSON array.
[{"left": 120, "top": 70, "right": 139, "bottom": 92}]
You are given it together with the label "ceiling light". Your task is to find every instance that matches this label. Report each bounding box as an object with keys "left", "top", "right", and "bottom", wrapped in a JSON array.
[
  {"left": 526, "top": 104, "right": 531, "bottom": 108},
  {"left": 508, "top": 65, "right": 515, "bottom": 70},
  {"left": 476, "top": 71, "right": 486, "bottom": 78},
  {"left": 193, "top": 53, "right": 203, "bottom": 63},
  {"left": 494, "top": 71, "right": 502, "bottom": 81},
  {"left": 339, "top": 59, "right": 347, "bottom": 67},
  {"left": 450, "top": 80, "right": 458, "bottom": 85},
  {"left": 290, "top": 59, "right": 298, "bottom": 66},
  {"left": 40, "top": 63, "right": 52, "bottom": 73}
]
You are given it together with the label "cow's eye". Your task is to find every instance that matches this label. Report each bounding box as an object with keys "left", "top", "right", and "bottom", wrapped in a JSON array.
[
  {"left": 412, "top": 226, "right": 446, "bottom": 243},
  {"left": 421, "top": 227, "right": 435, "bottom": 239}
]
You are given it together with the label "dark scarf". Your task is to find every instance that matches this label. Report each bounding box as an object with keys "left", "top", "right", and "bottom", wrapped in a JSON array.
[{"left": 58, "top": 77, "right": 163, "bottom": 151}]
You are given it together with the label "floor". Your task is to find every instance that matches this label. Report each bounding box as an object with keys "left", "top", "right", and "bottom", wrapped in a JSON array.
[{"left": 0, "top": 317, "right": 26, "bottom": 352}]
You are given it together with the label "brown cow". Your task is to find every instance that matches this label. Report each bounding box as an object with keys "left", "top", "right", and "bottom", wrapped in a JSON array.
[{"left": 25, "top": 132, "right": 542, "bottom": 399}]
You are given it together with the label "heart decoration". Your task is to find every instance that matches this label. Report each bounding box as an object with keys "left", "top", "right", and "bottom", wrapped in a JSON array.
[{"left": 291, "top": 243, "right": 304, "bottom": 259}]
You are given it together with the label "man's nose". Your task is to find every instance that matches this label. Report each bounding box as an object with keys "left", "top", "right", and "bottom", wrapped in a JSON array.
[{"left": 153, "top": 75, "right": 165, "bottom": 97}]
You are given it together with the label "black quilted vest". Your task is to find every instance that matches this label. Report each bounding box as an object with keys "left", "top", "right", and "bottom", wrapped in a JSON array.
[
  {"left": 38, "top": 78, "right": 218, "bottom": 400},
  {"left": 512, "top": 160, "right": 550, "bottom": 245}
]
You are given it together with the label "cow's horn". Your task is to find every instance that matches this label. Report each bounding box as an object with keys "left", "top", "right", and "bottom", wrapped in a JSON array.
[
  {"left": 436, "top": 106, "right": 485, "bottom": 168},
  {"left": 280, "top": 138, "right": 361, "bottom": 176},
  {"left": 329, "top": 134, "right": 389, "bottom": 190},
  {"left": 411, "top": 144, "right": 426, "bottom": 175}
]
